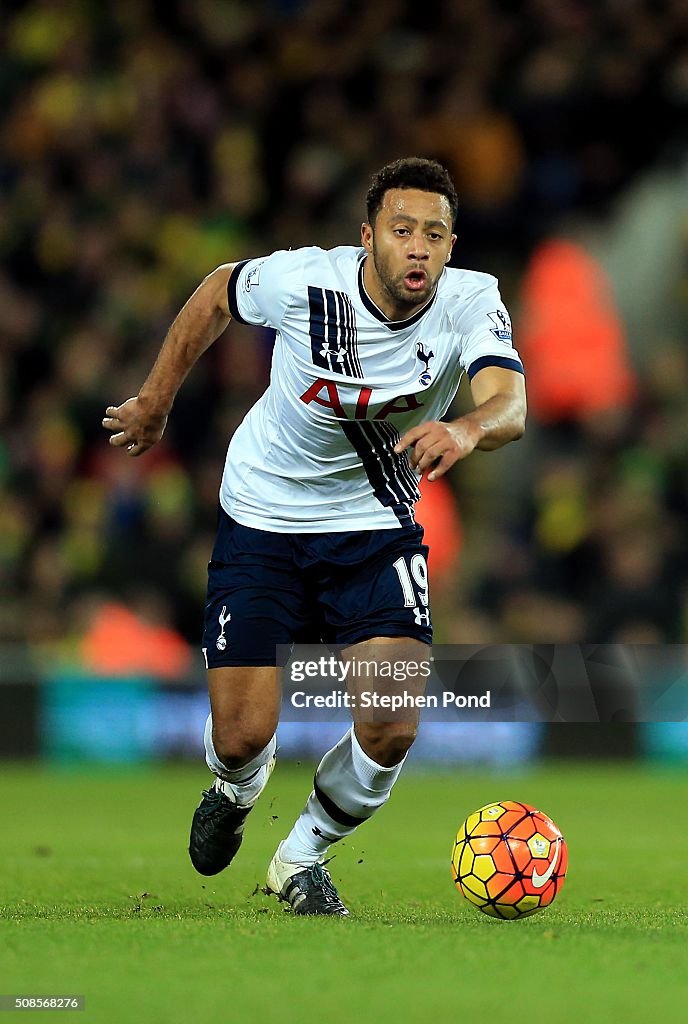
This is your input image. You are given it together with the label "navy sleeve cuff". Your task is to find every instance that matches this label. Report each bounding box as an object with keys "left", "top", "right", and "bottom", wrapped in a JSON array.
[
  {"left": 226, "top": 260, "right": 251, "bottom": 325},
  {"left": 467, "top": 355, "right": 525, "bottom": 380}
]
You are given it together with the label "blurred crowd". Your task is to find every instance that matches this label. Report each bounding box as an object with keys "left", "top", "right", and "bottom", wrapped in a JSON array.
[{"left": 2, "top": 0, "right": 688, "bottom": 663}]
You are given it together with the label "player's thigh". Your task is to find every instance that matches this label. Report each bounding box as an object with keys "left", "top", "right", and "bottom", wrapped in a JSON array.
[
  {"left": 208, "top": 665, "right": 281, "bottom": 756},
  {"left": 202, "top": 511, "right": 312, "bottom": 752},
  {"left": 342, "top": 635, "right": 429, "bottom": 765}
]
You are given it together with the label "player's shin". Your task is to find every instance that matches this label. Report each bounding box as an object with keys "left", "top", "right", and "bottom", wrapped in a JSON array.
[
  {"left": 203, "top": 713, "right": 276, "bottom": 807},
  {"left": 280, "top": 727, "right": 406, "bottom": 864}
]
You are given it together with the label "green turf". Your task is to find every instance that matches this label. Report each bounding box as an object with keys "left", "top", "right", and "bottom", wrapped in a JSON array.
[{"left": 1, "top": 759, "right": 686, "bottom": 1023}]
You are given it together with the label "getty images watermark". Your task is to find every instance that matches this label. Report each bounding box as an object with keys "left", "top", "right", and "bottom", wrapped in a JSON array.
[
  {"left": 276, "top": 644, "right": 688, "bottom": 723},
  {"left": 288, "top": 654, "right": 490, "bottom": 712}
]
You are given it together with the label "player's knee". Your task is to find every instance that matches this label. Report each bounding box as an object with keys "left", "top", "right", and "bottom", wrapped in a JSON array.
[
  {"left": 357, "top": 722, "right": 418, "bottom": 767},
  {"left": 381, "top": 723, "right": 417, "bottom": 765},
  {"left": 213, "top": 725, "right": 274, "bottom": 770}
]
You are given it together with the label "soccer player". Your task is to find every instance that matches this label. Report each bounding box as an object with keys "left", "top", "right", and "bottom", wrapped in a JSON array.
[{"left": 103, "top": 157, "right": 526, "bottom": 915}]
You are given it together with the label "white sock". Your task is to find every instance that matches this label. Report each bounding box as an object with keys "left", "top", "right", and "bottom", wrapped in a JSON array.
[
  {"left": 280, "top": 727, "right": 406, "bottom": 865},
  {"left": 203, "top": 713, "right": 276, "bottom": 808}
]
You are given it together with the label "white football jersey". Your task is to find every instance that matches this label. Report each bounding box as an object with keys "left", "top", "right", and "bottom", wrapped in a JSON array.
[{"left": 222, "top": 245, "right": 523, "bottom": 533}]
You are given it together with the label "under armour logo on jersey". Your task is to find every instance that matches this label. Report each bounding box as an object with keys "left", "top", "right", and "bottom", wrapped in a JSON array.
[
  {"left": 487, "top": 310, "right": 512, "bottom": 343},
  {"left": 416, "top": 343, "right": 435, "bottom": 385},
  {"left": 216, "top": 606, "right": 231, "bottom": 651},
  {"left": 308, "top": 286, "right": 362, "bottom": 377},
  {"left": 320, "top": 341, "right": 348, "bottom": 366},
  {"left": 413, "top": 607, "right": 431, "bottom": 626}
]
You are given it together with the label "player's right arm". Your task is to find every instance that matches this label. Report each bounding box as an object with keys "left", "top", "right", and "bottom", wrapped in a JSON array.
[{"left": 102, "top": 263, "right": 235, "bottom": 457}]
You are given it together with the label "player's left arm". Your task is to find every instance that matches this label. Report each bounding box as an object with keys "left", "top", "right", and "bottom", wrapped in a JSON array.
[{"left": 394, "top": 365, "right": 526, "bottom": 481}]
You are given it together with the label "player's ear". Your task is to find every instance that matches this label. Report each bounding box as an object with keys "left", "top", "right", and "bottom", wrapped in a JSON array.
[{"left": 361, "top": 221, "right": 373, "bottom": 252}]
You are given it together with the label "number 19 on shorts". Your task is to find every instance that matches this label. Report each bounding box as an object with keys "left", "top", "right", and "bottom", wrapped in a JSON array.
[{"left": 393, "top": 555, "right": 429, "bottom": 608}]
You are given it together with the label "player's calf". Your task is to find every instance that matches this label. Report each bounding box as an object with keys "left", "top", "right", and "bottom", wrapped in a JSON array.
[
  {"left": 354, "top": 720, "right": 418, "bottom": 767},
  {"left": 274, "top": 726, "right": 408, "bottom": 899}
]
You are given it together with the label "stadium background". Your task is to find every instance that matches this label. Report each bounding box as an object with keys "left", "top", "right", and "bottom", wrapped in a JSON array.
[
  {"left": 2, "top": 5, "right": 688, "bottom": 1024},
  {"left": 1, "top": 0, "right": 688, "bottom": 767}
]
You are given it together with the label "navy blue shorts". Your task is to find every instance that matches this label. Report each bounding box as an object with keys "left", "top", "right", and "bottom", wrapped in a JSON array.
[{"left": 202, "top": 509, "right": 432, "bottom": 667}]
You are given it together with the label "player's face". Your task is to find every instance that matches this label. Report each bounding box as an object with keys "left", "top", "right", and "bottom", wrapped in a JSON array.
[{"left": 361, "top": 189, "right": 456, "bottom": 318}]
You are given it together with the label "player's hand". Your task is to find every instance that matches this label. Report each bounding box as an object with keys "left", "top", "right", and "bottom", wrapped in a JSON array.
[
  {"left": 394, "top": 419, "right": 481, "bottom": 481},
  {"left": 102, "top": 397, "right": 168, "bottom": 457}
]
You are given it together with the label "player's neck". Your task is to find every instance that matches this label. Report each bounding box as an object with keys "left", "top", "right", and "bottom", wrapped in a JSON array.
[{"left": 361, "top": 256, "right": 433, "bottom": 322}]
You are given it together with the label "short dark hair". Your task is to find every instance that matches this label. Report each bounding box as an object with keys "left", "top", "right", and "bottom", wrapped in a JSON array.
[{"left": 366, "top": 157, "right": 459, "bottom": 228}]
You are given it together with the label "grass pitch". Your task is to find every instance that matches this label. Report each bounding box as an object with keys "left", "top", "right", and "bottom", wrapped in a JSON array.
[{"left": 1, "top": 758, "right": 686, "bottom": 1023}]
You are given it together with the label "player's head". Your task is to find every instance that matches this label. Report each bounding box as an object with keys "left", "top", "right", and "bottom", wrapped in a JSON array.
[
  {"left": 365, "top": 158, "right": 459, "bottom": 230},
  {"left": 362, "top": 157, "right": 458, "bottom": 314}
]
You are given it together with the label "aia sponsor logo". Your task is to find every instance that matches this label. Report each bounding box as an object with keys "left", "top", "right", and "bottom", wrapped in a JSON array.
[{"left": 299, "top": 378, "right": 424, "bottom": 421}]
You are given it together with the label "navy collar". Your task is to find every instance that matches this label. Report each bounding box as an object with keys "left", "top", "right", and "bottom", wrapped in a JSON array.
[{"left": 357, "top": 257, "right": 439, "bottom": 331}]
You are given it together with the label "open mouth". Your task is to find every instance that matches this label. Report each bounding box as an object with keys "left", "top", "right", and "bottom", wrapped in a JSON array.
[{"left": 404, "top": 269, "right": 427, "bottom": 291}]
